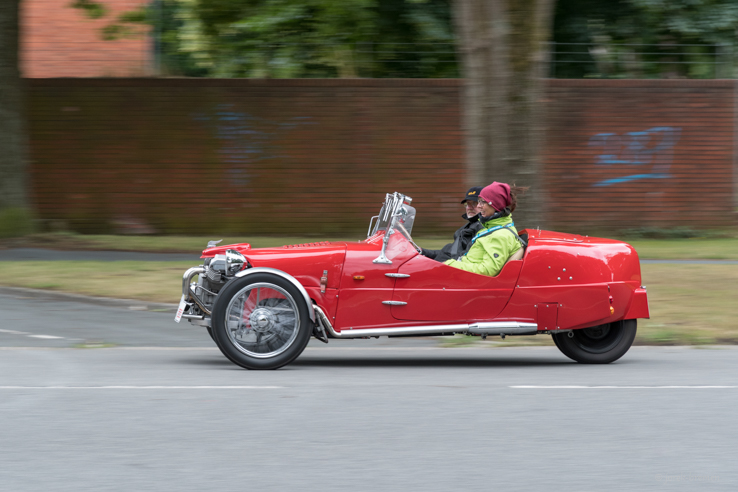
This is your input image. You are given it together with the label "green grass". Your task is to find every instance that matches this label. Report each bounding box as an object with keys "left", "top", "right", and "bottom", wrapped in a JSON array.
[
  {"left": 0, "top": 261, "right": 194, "bottom": 304},
  {"left": 0, "top": 207, "right": 35, "bottom": 238},
  {"left": 628, "top": 238, "right": 738, "bottom": 260}
]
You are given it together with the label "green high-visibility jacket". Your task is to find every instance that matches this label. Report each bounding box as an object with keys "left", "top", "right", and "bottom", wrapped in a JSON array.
[{"left": 444, "top": 215, "right": 521, "bottom": 277}]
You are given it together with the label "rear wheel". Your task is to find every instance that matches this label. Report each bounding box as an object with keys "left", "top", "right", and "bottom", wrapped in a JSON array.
[
  {"left": 552, "top": 320, "right": 637, "bottom": 364},
  {"left": 211, "top": 273, "right": 312, "bottom": 370}
]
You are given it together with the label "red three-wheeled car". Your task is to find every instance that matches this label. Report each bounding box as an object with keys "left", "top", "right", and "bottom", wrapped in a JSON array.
[{"left": 176, "top": 192, "right": 649, "bottom": 369}]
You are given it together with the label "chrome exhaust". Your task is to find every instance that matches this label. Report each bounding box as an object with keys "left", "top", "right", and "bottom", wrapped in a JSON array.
[{"left": 182, "top": 266, "right": 211, "bottom": 315}]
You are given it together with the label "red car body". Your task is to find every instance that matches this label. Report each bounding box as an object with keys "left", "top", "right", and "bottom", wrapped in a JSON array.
[
  {"left": 177, "top": 192, "right": 648, "bottom": 369},
  {"left": 200, "top": 228, "right": 649, "bottom": 336}
]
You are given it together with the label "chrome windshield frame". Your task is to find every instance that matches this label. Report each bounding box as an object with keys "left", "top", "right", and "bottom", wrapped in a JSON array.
[
  {"left": 367, "top": 192, "right": 413, "bottom": 238},
  {"left": 370, "top": 192, "right": 414, "bottom": 264}
]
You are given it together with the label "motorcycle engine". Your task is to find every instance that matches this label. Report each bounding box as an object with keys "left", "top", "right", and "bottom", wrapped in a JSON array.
[{"left": 195, "top": 249, "right": 247, "bottom": 311}]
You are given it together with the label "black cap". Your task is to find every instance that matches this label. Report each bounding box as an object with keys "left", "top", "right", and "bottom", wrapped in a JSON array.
[{"left": 461, "top": 186, "right": 484, "bottom": 204}]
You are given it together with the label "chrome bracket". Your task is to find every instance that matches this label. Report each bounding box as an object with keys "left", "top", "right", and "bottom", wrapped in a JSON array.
[
  {"left": 312, "top": 317, "right": 329, "bottom": 344},
  {"left": 373, "top": 225, "right": 395, "bottom": 264},
  {"left": 382, "top": 301, "right": 407, "bottom": 306}
]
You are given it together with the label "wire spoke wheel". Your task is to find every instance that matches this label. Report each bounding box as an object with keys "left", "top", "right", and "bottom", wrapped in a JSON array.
[
  {"left": 211, "top": 273, "right": 312, "bottom": 370},
  {"left": 225, "top": 284, "right": 300, "bottom": 358}
]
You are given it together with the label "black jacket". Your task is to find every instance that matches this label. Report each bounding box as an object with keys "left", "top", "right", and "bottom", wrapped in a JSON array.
[{"left": 421, "top": 213, "right": 484, "bottom": 262}]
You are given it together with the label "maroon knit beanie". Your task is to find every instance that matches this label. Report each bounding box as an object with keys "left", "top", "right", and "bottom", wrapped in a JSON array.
[{"left": 479, "top": 182, "right": 511, "bottom": 211}]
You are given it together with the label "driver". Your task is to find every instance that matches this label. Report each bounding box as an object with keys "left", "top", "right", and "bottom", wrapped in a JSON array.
[
  {"left": 421, "top": 186, "right": 484, "bottom": 262},
  {"left": 444, "top": 182, "right": 526, "bottom": 277}
]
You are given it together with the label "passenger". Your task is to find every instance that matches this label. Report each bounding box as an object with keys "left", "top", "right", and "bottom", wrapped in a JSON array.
[
  {"left": 421, "top": 186, "right": 484, "bottom": 262},
  {"left": 444, "top": 182, "right": 526, "bottom": 277}
]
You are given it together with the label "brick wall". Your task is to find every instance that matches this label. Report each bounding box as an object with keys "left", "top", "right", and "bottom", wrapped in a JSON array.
[
  {"left": 544, "top": 79, "right": 736, "bottom": 232},
  {"left": 21, "top": 0, "right": 151, "bottom": 78},
  {"left": 27, "top": 78, "right": 737, "bottom": 236},
  {"left": 28, "top": 79, "right": 465, "bottom": 235}
]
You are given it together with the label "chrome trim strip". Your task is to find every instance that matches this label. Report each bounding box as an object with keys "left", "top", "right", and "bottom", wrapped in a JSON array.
[
  {"left": 235, "top": 267, "right": 316, "bottom": 322},
  {"left": 336, "top": 324, "right": 469, "bottom": 338},
  {"left": 311, "top": 313, "right": 540, "bottom": 339},
  {"left": 382, "top": 301, "right": 407, "bottom": 306},
  {"left": 385, "top": 273, "right": 410, "bottom": 278}
]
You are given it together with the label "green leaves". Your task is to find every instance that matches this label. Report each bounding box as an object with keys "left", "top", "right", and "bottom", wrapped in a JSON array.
[
  {"left": 552, "top": 0, "right": 738, "bottom": 78},
  {"left": 70, "top": 0, "right": 108, "bottom": 20},
  {"left": 173, "top": 0, "right": 457, "bottom": 78}
]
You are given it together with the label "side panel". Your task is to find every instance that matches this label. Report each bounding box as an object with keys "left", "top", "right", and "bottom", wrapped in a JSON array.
[
  {"left": 496, "top": 282, "right": 635, "bottom": 331},
  {"left": 390, "top": 257, "right": 522, "bottom": 321},
  {"left": 333, "top": 233, "right": 418, "bottom": 331}
]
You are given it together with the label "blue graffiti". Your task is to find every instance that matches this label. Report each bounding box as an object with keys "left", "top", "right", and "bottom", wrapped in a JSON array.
[
  {"left": 193, "top": 105, "right": 313, "bottom": 187},
  {"left": 588, "top": 127, "right": 681, "bottom": 187}
]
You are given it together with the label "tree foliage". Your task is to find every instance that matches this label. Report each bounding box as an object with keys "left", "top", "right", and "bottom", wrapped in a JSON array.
[
  {"left": 75, "top": 0, "right": 458, "bottom": 77},
  {"left": 552, "top": 0, "right": 738, "bottom": 78},
  {"left": 75, "top": 0, "right": 738, "bottom": 79}
]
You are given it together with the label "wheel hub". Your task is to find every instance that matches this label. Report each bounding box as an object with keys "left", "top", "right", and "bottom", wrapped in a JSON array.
[
  {"left": 582, "top": 324, "right": 610, "bottom": 340},
  {"left": 249, "top": 308, "right": 275, "bottom": 333}
]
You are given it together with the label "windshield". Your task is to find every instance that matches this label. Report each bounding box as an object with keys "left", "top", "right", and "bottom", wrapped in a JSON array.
[
  {"left": 393, "top": 204, "right": 416, "bottom": 241},
  {"left": 368, "top": 192, "right": 415, "bottom": 239}
]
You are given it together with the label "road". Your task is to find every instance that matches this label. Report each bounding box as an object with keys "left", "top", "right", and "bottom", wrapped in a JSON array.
[{"left": 1, "top": 289, "right": 737, "bottom": 491}]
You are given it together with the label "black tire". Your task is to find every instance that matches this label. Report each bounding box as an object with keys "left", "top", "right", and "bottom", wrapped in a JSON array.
[
  {"left": 206, "top": 327, "right": 216, "bottom": 343},
  {"left": 210, "top": 273, "right": 312, "bottom": 370},
  {"left": 551, "top": 319, "right": 637, "bottom": 364}
]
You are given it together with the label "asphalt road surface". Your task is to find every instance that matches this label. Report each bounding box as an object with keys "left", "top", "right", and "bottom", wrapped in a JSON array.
[{"left": 1, "top": 289, "right": 737, "bottom": 491}]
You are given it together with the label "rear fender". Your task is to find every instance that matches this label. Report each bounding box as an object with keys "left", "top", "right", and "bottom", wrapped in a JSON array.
[{"left": 625, "top": 287, "right": 650, "bottom": 319}]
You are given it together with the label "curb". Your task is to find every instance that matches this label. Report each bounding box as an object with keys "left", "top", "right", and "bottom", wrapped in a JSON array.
[{"left": 0, "top": 286, "right": 178, "bottom": 312}]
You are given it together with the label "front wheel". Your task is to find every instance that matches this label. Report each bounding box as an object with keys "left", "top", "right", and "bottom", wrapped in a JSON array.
[
  {"left": 552, "top": 320, "right": 637, "bottom": 364},
  {"left": 210, "top": 273, "right": 312, "bottom": 370}
]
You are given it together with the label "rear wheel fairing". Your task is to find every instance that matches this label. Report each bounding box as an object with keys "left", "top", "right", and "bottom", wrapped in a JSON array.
[{"left": 498, "top": 229, "right": 647, "bottom": 329}]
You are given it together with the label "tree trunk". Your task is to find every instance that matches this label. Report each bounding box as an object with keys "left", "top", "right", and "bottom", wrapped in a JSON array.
[
  {"left": 0, "top": 0, "right": 31, "bottom": 236},
  {"left": 454, "top": 0, "right": 555, "bottom": 228}
]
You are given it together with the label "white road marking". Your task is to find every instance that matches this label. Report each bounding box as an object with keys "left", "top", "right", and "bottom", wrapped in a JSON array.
[
  {"left": 511, "top": 385, "right": 738, "bottom": 389},
  {"left": 0, "top": 329, "right": 30, "bottom": 335},
  {"left": 0, "top": 386, "right": 283, "bottom": 389},
  {"left": 27, "top": 335, "right": 64, "bottom": 339}
]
